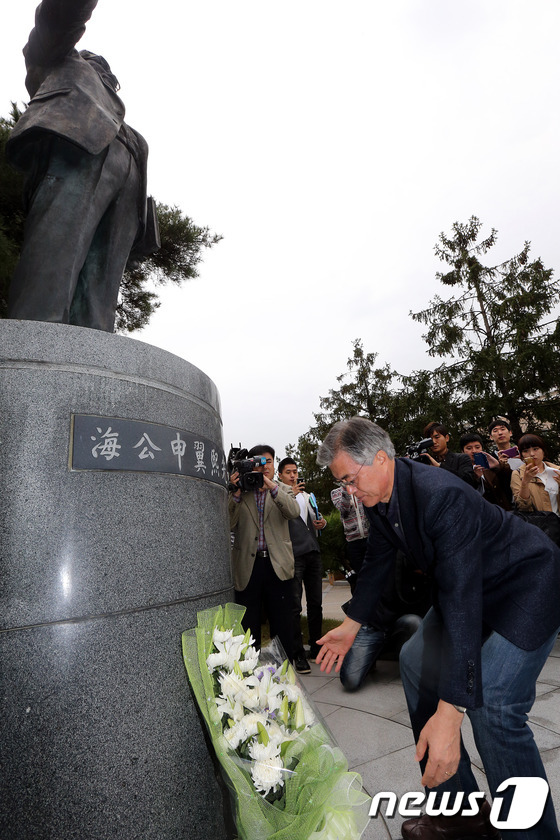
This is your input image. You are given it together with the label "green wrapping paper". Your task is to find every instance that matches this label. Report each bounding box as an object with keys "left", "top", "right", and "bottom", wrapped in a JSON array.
[{"left": 182, "top": 603, "right": 369, "bottom": 840}]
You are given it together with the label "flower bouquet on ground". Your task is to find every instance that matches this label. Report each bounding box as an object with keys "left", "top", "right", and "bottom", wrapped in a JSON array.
[{"left": 182, "top": 602, "right": 369, "bottom": 840}]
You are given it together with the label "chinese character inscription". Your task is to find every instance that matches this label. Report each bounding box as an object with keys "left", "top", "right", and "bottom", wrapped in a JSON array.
[{"left": 72, "top": 415, "right": 226, "bottom": 488}]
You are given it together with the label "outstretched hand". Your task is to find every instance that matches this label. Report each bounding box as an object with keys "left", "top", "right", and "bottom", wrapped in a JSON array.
[
  {"left": 415, "top": 700, "right": 464, "bottom": 788},
  {"left": 315, "top": 617, "right": 361, "bottom": 673}
]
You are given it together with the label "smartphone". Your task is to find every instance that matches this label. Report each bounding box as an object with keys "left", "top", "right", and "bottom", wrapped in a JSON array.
[
  {"left": 524, "top": 456, "right": 535, "bottom": 467},
  {"left": 473, "top": 452, "right": 490, "bottom": 469},
  {"left": 502, "top": 446, "right": 520, "bottom": 459}
]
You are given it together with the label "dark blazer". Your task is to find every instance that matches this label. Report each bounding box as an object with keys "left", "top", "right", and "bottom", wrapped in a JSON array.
[
  {"left": 437, "top": 450, "right": 477, "bottom": 486},
  {"left": 348, "top": 458, "right": 560, "bottom": 709},
  {"left": 288, "top": 492, "right": 321, "bottom": 557}
]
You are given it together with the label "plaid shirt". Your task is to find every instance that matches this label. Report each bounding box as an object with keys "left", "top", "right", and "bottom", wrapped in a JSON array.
[
  {"left": 330, "top": 486, "right": 369, "bottom": 541},
  {"left": 254, "top": 485, "right": 278, "bottom": 550}
]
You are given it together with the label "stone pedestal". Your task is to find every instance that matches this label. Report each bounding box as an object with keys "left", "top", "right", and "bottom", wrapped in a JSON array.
[{"left": 0, "top": 321, "right": 234, "bottom": 839}]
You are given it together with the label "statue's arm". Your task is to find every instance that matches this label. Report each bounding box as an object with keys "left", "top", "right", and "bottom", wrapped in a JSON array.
[{"left": 24, "top": 0, "right": 99, "bottom": 68}]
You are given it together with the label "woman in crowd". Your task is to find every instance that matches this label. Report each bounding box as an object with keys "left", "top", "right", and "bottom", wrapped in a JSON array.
[{"left": 511, "top": 433, "right": 560, "bottom": 514}]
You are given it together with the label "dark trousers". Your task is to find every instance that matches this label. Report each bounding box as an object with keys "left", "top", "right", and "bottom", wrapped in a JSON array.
[
  {"left": 293, "top": 550, "right": 323, "bottom": 659},
  {"left": 235, "top": 556, "right": 294, "bottom": 662}
]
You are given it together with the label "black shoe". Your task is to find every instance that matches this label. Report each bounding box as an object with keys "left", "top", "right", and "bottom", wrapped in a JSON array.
[
  {"left": 294, "top": 655, "right": 311, "bottom": 674},
  {"left": 401, "top": 797, "right": 500, "bottom": 839}
]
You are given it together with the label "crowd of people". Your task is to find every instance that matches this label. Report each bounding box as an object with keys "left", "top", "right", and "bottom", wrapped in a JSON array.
[
  {"left": 227, "top": 413, "right": 560, "bottom": 839},
  {"left": 228, "top": 415, "right": 560, "bottom": 676}
]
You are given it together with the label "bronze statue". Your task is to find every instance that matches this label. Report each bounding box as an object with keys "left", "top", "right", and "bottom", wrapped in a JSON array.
[{"left": 6, "top": 0, "right": 158, "bottom": 332}]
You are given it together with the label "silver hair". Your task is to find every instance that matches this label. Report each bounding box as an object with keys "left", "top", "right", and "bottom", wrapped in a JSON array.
[{"left": 317, "top": 416, "right": 395, "bottom": 467}]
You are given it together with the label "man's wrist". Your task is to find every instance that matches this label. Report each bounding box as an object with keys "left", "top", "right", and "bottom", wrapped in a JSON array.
[{"left": 439, "top": 699, "right": 466, "bottom": 717}]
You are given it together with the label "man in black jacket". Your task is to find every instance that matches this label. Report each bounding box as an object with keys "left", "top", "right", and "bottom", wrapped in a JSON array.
[
  {"left": 7, "top": 0, "right": 153, "bottom": 331},
  {"left": 316, "top": 417, "right": 560, "bottom": 840},
  {"left": 421, "top": 421, "right": 476, "bottom": 486},
  {"left": 278, "top": 458, "right": 326, "bottom": 674}
]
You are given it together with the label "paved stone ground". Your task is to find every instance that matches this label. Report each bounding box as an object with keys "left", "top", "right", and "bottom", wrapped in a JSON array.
[{"left": 299, "top": 581, "right": 560, "bottom": 839}]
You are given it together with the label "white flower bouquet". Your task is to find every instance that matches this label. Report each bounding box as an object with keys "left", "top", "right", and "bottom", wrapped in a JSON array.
[{"left": 182, "top": 603, "right": 369, "bottom": 840}]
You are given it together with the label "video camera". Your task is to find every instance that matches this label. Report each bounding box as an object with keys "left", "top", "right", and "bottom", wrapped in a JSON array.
[
  {"left": 406, "top": 438, "right": 433, "bottom": 465},
  {"left": 227, "top": 445, "right": 266, "bottom": 492}
]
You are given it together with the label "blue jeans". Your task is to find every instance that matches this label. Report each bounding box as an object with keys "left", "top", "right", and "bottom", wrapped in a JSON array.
[
  {"left": 340, "top": 614, "right": 422, "bottom": 691},
  {"left": 399, "top": 607, "right": 560, "bottom": 839}
]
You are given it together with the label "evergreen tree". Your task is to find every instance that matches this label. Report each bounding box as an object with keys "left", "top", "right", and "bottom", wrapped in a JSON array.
[
  {"left": 290, "top": 217, "right": 560, "bottom": 491},
  {"left": 411, "top": 216, "right": 560, "bottom": 447},
  {"left": 0, "top": 104, "right": 25, "bottom": 317},
  {"left": 287, "top": 341, "right": 408, "bottom": 509},
  {"left": 116, "top": 204, "right": 221, "bottom": 332}
]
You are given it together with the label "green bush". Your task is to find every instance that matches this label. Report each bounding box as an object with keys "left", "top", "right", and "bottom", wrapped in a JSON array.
[{"left": 318, "top": 510, "right": 346, "bottom": 576}]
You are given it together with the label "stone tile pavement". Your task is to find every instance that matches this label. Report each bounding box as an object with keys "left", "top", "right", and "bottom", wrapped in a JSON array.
[{"left": 299, "top": 581, "right": 560, "bottom": 839}]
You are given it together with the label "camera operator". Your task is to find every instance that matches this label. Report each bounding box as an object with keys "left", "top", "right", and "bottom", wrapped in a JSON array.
[
  {"left": 421, "top": 421, "right": 477, "bottom": 486},
  {"left": 229, "top": 444, "right": 300, "bottom": 659}
]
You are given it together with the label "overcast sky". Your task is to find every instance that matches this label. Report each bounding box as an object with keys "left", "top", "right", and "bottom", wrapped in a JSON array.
[{"left": 2, "top": 1, "right": 560, "bottom": 461}]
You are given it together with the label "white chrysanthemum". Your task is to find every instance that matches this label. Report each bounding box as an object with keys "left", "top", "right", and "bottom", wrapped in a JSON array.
[
  {"left": 229, "top": 700, "right": 245, "bottom": 722},
  {"left": 213, "top": 628, "right": 234, "bottom": 644},
  {"left": 219, "top": 674, "right": 259, "bottom": 710},
  {"left": 239, "top": 646, "right": 259, "bottom": 672},
  {"left": 248, "top": 741, "right": 284, "bottom": 796},
  {"left": 207, "top": 650, "right": 228, "bottom": 671},
  {"left": 219, "top": 671, "right": 254, "bottom": 705},
  {"left": 235, "top": 711, "right": 268, "bottom": 742},
  {"left": 249, "top": 740, "right": 281, "bottom": 761},
  {"left": 265, "top": 721, "right": 294, "bottom": 747},
  {"left": 223, "top": 721, "right": 245, "bottom": 750}
]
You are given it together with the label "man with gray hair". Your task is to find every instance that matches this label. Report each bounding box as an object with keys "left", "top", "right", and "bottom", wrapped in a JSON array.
[{"left": 316, "top": 416, "right": 560, "bottom": 840}]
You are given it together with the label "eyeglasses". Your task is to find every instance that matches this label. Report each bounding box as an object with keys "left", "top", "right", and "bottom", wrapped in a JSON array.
[{"left": 333, "top": 459, "right": 367, "bottom": 489}]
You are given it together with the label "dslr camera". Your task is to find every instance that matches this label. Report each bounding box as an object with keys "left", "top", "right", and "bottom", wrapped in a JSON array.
[
  {"left": 227, "top": 446, "right": 266, "bottom": 492},
  {"left": 406, "top": 438, "right": 433, "bottom": 465}
]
